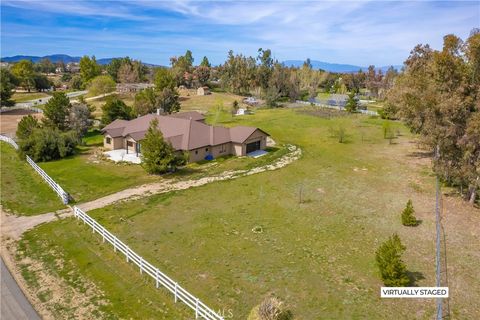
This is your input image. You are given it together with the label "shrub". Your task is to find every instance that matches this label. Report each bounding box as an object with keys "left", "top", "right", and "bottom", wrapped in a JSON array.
[
  {"left": 248, "top": 296, "right": 293, "bottom": 320},
  {"left": 330, "top": 125, "right": 346, "bottom": 143},
  {"left": 19, "top": 127, "right": 78, "bottom": 162},
  {"left": 375, "top": 233, "right": 410, "bottom": 287},
  {"left": 401, "top": 199, "right": 418, "bottom": 226},
  {"left": 16, "top": 115, "right": 39, "bottom": 140}
]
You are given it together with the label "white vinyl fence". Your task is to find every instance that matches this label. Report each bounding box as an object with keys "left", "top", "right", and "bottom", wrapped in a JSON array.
[
  {"left": 295, "top": 100, "right": 378, "bottom": 116},
  {"left": 0, "top": 134, "right": 69, "bottom": 204},
  {"left": 0, "top": 135, "right": 19, "bottom": 149},
  {"left": 73, "top": 206, "right": 224, "bottom": 320}
]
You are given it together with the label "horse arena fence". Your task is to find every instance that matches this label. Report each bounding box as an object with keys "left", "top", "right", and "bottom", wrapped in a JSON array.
[{"left": 295, "top": 100, "right": 379, "bottom": 116}]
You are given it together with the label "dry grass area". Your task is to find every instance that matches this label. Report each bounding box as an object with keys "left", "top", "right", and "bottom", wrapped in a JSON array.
[
  {"left": 11, "top": 92, "right": 51, "bottom": 103},
  {"left": 179, "top": 91, "right": 246, "bottom": 112},
  {"left": 11, "top": 109, "right": 478, "bottom": 319},
  {"left": 0, "top": 109, "right": 43, "bottom": 135}
]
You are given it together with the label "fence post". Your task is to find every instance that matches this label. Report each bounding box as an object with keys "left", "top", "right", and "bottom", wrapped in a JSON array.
[
  {"left": 174, "top": 283, "right": 178, "bottom": 303},
  {"left": 156, "top": 269, "right": 159, "bottom": 288},
  {"left": 140, "top": 257, "right": 143, "bottom": 274},
  {"left": 113, "top": 237, "right": 117, "bottom": 252},
  {"left": 126, "top": 248, "right": 129, "bottom": 262},
  {"left": 102, "top": 228, "right": 105, "bottom": 243},
  {"left": 195, "top": 298, "right": 199, "bottom": 319}
]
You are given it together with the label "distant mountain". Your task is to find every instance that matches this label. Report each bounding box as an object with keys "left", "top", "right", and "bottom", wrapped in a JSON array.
[
  {"left": 0, "top": 54, "right": 159, "bottom": 66},
  {"left": 1, "top": 54, "right": 81, "bottom": 63},
  {"left": 283, "top": 60, "right": 403, "bottom": 73}
]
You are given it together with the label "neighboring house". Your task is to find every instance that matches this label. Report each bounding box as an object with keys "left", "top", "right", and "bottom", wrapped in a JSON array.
[
  {"left": 196, "top": 86, "right": 210, "bottom": 96},
  {"left": 66, "top": 62, "right": 80, "bottom": 73},
  {"left": 117, "top": 83, "right": 155, "bottom": 93},
  {"left": 102, "top": 111, "right": 269, "bottom": 162}
]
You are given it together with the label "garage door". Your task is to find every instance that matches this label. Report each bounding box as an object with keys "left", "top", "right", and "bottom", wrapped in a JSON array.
[{"left": 246, "top": 140, "right": 261, "bottom": 154}]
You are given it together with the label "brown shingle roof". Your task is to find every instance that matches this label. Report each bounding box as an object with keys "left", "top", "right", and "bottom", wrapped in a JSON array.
[
  {"left": 168, "top": 111, "right": 205, "bottom": 122},
  {"left": 102, "top": 112, "right": 268, "bottom": 151}
]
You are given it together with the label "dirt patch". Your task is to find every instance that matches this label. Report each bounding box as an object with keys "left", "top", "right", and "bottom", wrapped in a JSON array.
[
  {"left": 0, "top": 110, "right": 43, "bottom": 136},
  {"left": 7, "top": 238, "right": 109, "bottom": 319}
]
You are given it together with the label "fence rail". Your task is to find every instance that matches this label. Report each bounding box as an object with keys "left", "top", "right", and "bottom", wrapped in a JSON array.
[
  {"left": 295, "top": 100, "right": 378, "bottom": 116},
  {"left": 0, "top": 135, "right": 19, "bottom": 149},
  {"left": 0, "top": 134, "right": 69, "bottom": 204},
  {"left": 73, "top": 206, "right": 224, "bottom": 320},
  {"left": 0, "top": 105, "right": 43, "bottom": 113}
]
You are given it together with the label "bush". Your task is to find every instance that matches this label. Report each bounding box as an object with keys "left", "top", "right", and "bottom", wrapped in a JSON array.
[
  {"left": 401, "top": 199, "right": 418, "bottom": 226},
  {"left": 375, "top": 234, "right": 410, "bottom": 287},
  {"left": 248, "top": 296, "right": 293, "bottom": 320},
  {"left": 19, "top": 127, "right": 78, "bottom": 162}
]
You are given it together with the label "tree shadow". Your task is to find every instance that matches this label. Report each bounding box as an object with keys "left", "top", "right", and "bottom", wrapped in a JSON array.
[
  {"left": 407, "top": 271, "right": 425, "bottom": 286},
  {"left": 407, "top": 150, "right": 434, "bottom": 159}
]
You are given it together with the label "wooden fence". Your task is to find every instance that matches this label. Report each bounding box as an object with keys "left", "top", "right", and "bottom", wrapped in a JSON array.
[
  {"left": 295, "top": 100, "right": 378, "bottom": 116},
  {"left": 0, "top": 134, "right": 69, "bottom": 204},
  {"left": 73, "top": 206, "right": 224, "bottom": 320}
]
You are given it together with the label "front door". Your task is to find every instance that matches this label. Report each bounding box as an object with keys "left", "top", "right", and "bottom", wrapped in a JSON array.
[{"left": 246, "top": 140, "right": 261, "bottom": 154}]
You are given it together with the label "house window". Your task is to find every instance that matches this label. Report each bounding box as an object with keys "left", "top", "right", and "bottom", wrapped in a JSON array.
[
  {"left": 106, "top": 137, "right": 111, "bottom": 144},
  {"left": 127, "top": 141, "right": 133, "bottom": 147},
  {"left": 195, "top": 150, "right": 198, "bottom": 154},
  {"left": 205, "top": 147, "right": 209, "bottom": 152},
  {"left": 220, "top": 144, "right": 227, "bottom": 153}
]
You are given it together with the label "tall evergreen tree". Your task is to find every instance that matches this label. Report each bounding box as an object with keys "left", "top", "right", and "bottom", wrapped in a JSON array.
[
  {"left": 375, "top": 234, "right": 410, "bottom": 286},
  {"left": 141, "top": 119, "right": 186, "bottom": 174}
]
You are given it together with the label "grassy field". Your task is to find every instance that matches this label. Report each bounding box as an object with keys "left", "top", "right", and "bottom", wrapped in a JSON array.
[
  {"left": 0, "top": 142, "right": 65, "bottom": 215},
  {"left": 11, "top": 108, "right": 479, "bottom": 318},
  {"left": 34, "top": 129, "right": 288, "bottom": 204},
  {"left": 12, "top": 92, "right": 51, "bottom": 103},
  {"left": 180, "top": 92, "right": 246, "bottom": 112}
]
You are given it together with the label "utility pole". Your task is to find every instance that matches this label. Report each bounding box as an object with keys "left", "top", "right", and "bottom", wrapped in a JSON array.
[{"left": 435, "top": 145, "right": 443, "bottom": 320}]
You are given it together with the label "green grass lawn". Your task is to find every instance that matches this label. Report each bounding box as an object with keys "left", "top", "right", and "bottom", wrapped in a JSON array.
[
  {"left": 12, "top": 109, "right": 479, "bottom": 318},
  {"left": 34, "top": 129, "right": 288, "bottom": 204},
  {"left": 0, "top": 142, "right": 65, "bottom": 215}
]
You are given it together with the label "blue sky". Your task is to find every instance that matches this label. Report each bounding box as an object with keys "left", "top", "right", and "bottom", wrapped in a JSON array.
[{"left": 1, "top": 1, "right": 479, "bottom": 66}]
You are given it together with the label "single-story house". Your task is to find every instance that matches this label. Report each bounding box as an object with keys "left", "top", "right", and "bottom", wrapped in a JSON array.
[{"left": 102, "top": 111, "right": 269, "bottom": 163}]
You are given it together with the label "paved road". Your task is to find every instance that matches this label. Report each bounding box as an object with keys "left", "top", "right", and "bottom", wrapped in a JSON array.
[
  {"left": 14, "top": 90, "right": 87, "bottom": 108},
  {"left": 1, "top": 257, "right": 41, "bottom": 320}
]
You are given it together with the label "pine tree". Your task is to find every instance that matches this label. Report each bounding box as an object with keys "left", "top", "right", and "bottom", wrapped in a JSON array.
[
  {"left": 345, "top": 91, "right": 358, "bottom": 113},
  {"left": 141, "top": 119, "right": 186, "bottom": 174},
  {"left": 401, "top": 199, "right": 417, "bottom": 226},
  {"left": 375, "top": 234, "right": 410, "bottom": 286}
]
